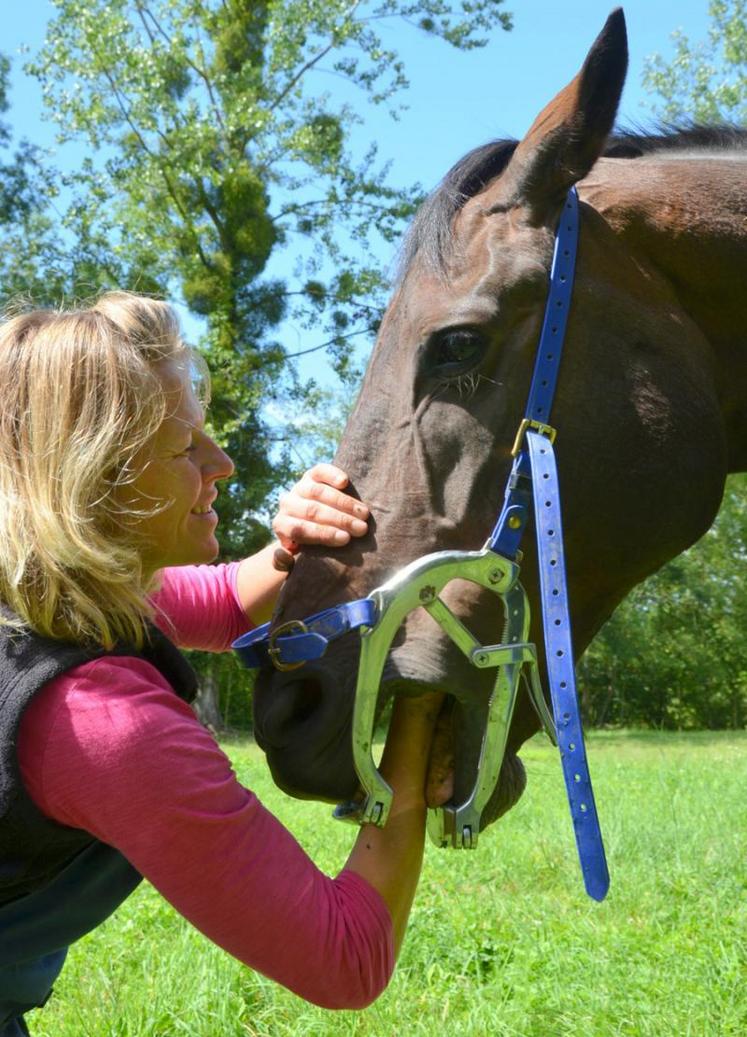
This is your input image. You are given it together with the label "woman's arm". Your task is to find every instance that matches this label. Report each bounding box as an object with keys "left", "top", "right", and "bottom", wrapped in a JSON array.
[
  {"left": 236, "top": 463, "right": 369, "bottom": 625},
  {"left": 344, "top": 693, "right": 443, "bottom": 957}
]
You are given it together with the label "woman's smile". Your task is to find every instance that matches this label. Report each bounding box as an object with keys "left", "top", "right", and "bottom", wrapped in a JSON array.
[{"left": 122, "top": 357, "right": 234, "bottom": 577}]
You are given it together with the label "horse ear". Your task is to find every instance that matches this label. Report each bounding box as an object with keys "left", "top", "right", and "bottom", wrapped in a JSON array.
[{"left": 497, "top": 8, "right": 628, "bottom": 220}]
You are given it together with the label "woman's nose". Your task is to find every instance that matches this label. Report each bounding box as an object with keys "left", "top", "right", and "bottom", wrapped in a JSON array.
[{"left": 206, "top": 440, "right": 235, "bottom": 481}]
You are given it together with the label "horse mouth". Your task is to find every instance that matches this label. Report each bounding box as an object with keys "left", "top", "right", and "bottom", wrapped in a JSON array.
[
  {"left": 254, "top": 663, "right": 528, "bottom": 828},
  {"left": 383, "top": 679, "right": 528, "bottom": 826}
]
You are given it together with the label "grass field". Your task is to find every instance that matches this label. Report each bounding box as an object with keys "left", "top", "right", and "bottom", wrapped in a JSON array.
[{"left": 29, "top": 731, "right": 746, "bottom": 1037}]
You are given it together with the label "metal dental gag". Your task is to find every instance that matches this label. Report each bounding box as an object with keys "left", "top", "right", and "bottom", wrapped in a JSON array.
[{"left": 234, "top": 188, "right": 610, "bottom": 902}]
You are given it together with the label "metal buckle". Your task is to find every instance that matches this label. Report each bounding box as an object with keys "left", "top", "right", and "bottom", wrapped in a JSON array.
[
  {"left": 511, "top": 418, "right": 557, "bottom": 458},
  {"left": 268, "top": 619, "right": 308, "bottom": 672}
]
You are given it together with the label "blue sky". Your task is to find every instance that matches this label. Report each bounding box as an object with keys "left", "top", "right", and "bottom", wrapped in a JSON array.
[
  {"left": 3, "top": 1, "right": 715, "bottom": 393},
  {"left": 5, "top": 0, "right": 714, "bottom": 190}
]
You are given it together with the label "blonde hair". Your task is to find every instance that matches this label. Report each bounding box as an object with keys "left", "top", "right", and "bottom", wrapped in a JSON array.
[{"left": 0, "top": 291, "right": 210, "bottom": 649}]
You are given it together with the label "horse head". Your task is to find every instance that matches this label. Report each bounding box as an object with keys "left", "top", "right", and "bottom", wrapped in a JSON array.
[{"left": 253, "top": 8, "right": 736, "bottom": 824}]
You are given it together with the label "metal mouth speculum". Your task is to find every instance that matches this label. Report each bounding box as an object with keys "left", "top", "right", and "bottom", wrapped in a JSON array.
[{"left": 335, "top": 546, "right": 557, "bottom": 848}]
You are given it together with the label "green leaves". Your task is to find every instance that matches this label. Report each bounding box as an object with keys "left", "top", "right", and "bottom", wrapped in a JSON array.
[
  {"left": 643, "top": 0, "right": 747, "bottom": 124},
  {"left": 580, "top": 475, "right": 747, "bottom": 729}
]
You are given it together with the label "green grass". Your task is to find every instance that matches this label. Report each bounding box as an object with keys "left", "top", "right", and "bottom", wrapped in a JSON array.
[{"left": 29, "top": 731, "right": 746, "bottom": 1037}]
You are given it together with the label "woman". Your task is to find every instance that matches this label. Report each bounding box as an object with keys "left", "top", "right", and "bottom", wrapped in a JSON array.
[{"left": 0, "top": 293, "right": 441, "bottom": 1034}]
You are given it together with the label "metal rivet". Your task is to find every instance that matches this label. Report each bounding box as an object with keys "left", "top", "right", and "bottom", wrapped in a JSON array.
[{"left": 508, "top": 515, "right": 522, "bottom": 530}]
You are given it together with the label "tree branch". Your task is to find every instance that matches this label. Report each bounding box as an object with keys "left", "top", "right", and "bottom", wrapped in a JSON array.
[
  {"left": 267, "top": 1, "right": 363, "bottom": 113},
  {"left": 283, "top": 324, "right": 373, "bottom": 359}
]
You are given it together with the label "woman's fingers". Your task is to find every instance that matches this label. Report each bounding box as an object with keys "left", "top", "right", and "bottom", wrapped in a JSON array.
[
  {"left": 272, "top": 464, "right": 370, "bottom": 549},
  {"left": 272, "top": 512, "right": 361, "bottom": 547},
  {"left": 302, "top": 462, "right": 350, "bottom": 489},
  {"left": 425, "top": 699, "right": 455, "bottom": 807}
]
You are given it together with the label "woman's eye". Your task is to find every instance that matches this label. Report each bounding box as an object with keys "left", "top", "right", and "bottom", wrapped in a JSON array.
[{"left": 430, "top": 329, "right": 486, "bottom": 372}]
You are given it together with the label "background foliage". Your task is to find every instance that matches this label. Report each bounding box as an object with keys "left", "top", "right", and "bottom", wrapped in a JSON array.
[
  {"left": 0, "top": 1, "right": 744, "bottom": 730},
  {"left": 642, "top": 0, "right": 746, "bottom": 122}
]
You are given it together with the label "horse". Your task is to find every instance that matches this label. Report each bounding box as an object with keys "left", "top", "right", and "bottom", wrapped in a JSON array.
[{"left": 251, "top": 8, "right": 747, "bottom": 830}]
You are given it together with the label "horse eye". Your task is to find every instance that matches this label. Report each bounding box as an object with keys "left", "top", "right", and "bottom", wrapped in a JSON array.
[{"left": 430, "top": 329, "right": 486, "bottom": 372}]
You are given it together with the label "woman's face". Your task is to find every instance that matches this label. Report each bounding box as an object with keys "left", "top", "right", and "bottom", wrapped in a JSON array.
[{"left": 124, "top": 356, "right": 234, "bottom": 577}]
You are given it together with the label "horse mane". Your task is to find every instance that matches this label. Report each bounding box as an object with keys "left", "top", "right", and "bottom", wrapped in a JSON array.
[{"left": 399, "top": 124, "right": 747, "bottom": 279}]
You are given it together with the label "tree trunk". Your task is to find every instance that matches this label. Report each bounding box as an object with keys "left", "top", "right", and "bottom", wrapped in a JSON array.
[{"left": 192, "top": 660, "right": 224, "bottom": 733}]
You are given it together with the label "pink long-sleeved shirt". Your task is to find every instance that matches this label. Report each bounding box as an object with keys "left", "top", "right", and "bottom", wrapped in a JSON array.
[{"left": 16, "top": 564, "right": 393, "bottom": 1010}]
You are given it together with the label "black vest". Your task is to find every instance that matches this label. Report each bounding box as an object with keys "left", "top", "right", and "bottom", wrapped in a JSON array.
[
  {"left": 0, "top": 621, "right": 197, "bottom": 1025},
  {"left": 0, "top": 622, "right": 197, "bottom": 906}
]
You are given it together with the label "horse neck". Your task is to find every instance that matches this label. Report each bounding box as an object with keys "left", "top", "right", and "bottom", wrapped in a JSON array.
[{"left": 581, "top": 154, "right": 747, "bottom": 473}]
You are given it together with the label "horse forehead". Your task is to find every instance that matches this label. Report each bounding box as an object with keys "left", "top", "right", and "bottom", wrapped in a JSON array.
[{"left": 396, "top": 206, "right": 551, "bottom": 333}]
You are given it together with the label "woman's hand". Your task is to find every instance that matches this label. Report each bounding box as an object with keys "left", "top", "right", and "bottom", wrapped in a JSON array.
[
  {"left": 272, "top": 464, "right": 369, "bottom": 570},
  {"left": 237, "top": 465, "right": 369, "bottom": 622}
]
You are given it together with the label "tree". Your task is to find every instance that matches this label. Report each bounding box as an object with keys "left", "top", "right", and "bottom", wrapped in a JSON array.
[
  {"left": 19, "top": 0, "right": 512, "bottom": 727},
  {"left": 27, "top": 0, "right": 513, "bottom": 565},
  {"left": 0, "top": 55, "right": 64, "bottom": 302},
  {"left": 579, "top": 476, "right": 747, "bottom": 730},
  {"left": 642, "top": 0, "right": 747, "bottom": 123}
]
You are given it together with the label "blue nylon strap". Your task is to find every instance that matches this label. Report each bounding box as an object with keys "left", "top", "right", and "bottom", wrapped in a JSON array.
[
  {"left": 232, "top": 598, "right": 378, "bottom": 668},
  {"left": 489, "top": 188, "right": 579, "bottom": 560},
  {"left": 525, "top": 187, "right": 579, "bottom": 423},
  {"left": 488, "top": 453, "right": 532, "bottom": 557},
  {"left": 527, "top": 430, "right": 609, "bottom": 901}
]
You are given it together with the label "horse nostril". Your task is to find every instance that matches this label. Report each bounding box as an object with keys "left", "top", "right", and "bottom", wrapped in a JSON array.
[
  {"left": 284, "top": 677, "right": 324, "bottom": 724},
  {"left": 254, "top": 674, "right": 324, "bottom": 748}
]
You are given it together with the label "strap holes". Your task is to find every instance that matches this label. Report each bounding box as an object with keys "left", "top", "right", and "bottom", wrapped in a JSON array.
[
  {"left": 546, "top": 353, "right": 554, "bottom": 361},
  {"left": 569, "top": 742, "right": 576, "bottom": 751},
  {"left": 551, "top": 326, "right": 558, "bottom": 334},
  {"left": 560, "top": 680, "right": 567, "bottom": 688},
  {"left": 550, "top": 558, "right": 557, "bottom": 567},
  {"left": 552, "top": 589, "right": 559, "bottom": 596},
  {"left": 548, "top": 528, "right": 555, "bottom": 535},
  {"left": 563, "top": 249, "right": 570, "bottom": 257},
  {"left": 556, "top": 649, "right": 564, "bottom": 657},
  {"left": 580, "top": 802, "right": 588, "bottom": 812},
  {"left": 554, "top": 619, "right": 561, "bottom": 626},
  {"left": 543, "top": 473, "right": 549, "bottom": 479},
  {"left": 545, "top": 500, "right": 552, "bottom": 507},
  {"left": 562, "top": 711, "right": 570, "bottom": 720},
  {"left": 574, "top": 773, "right": 581, "bottom": 782},
  {"left": 556, "top": 299, "right": 563, "bottom": 308}
]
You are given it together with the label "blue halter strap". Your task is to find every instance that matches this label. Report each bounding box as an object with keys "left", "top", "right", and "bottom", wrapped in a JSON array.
[
  {"left": 488, "top": 187, "right": 609, "bottom": 901},
  {"left": 234, "top": 186, "right": 610, "bottom": 901}
]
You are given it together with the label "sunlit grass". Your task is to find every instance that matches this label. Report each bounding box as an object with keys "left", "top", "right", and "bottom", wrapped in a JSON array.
[{"left": 31, "top": 731, "right": 747, "bottom": 1036}]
